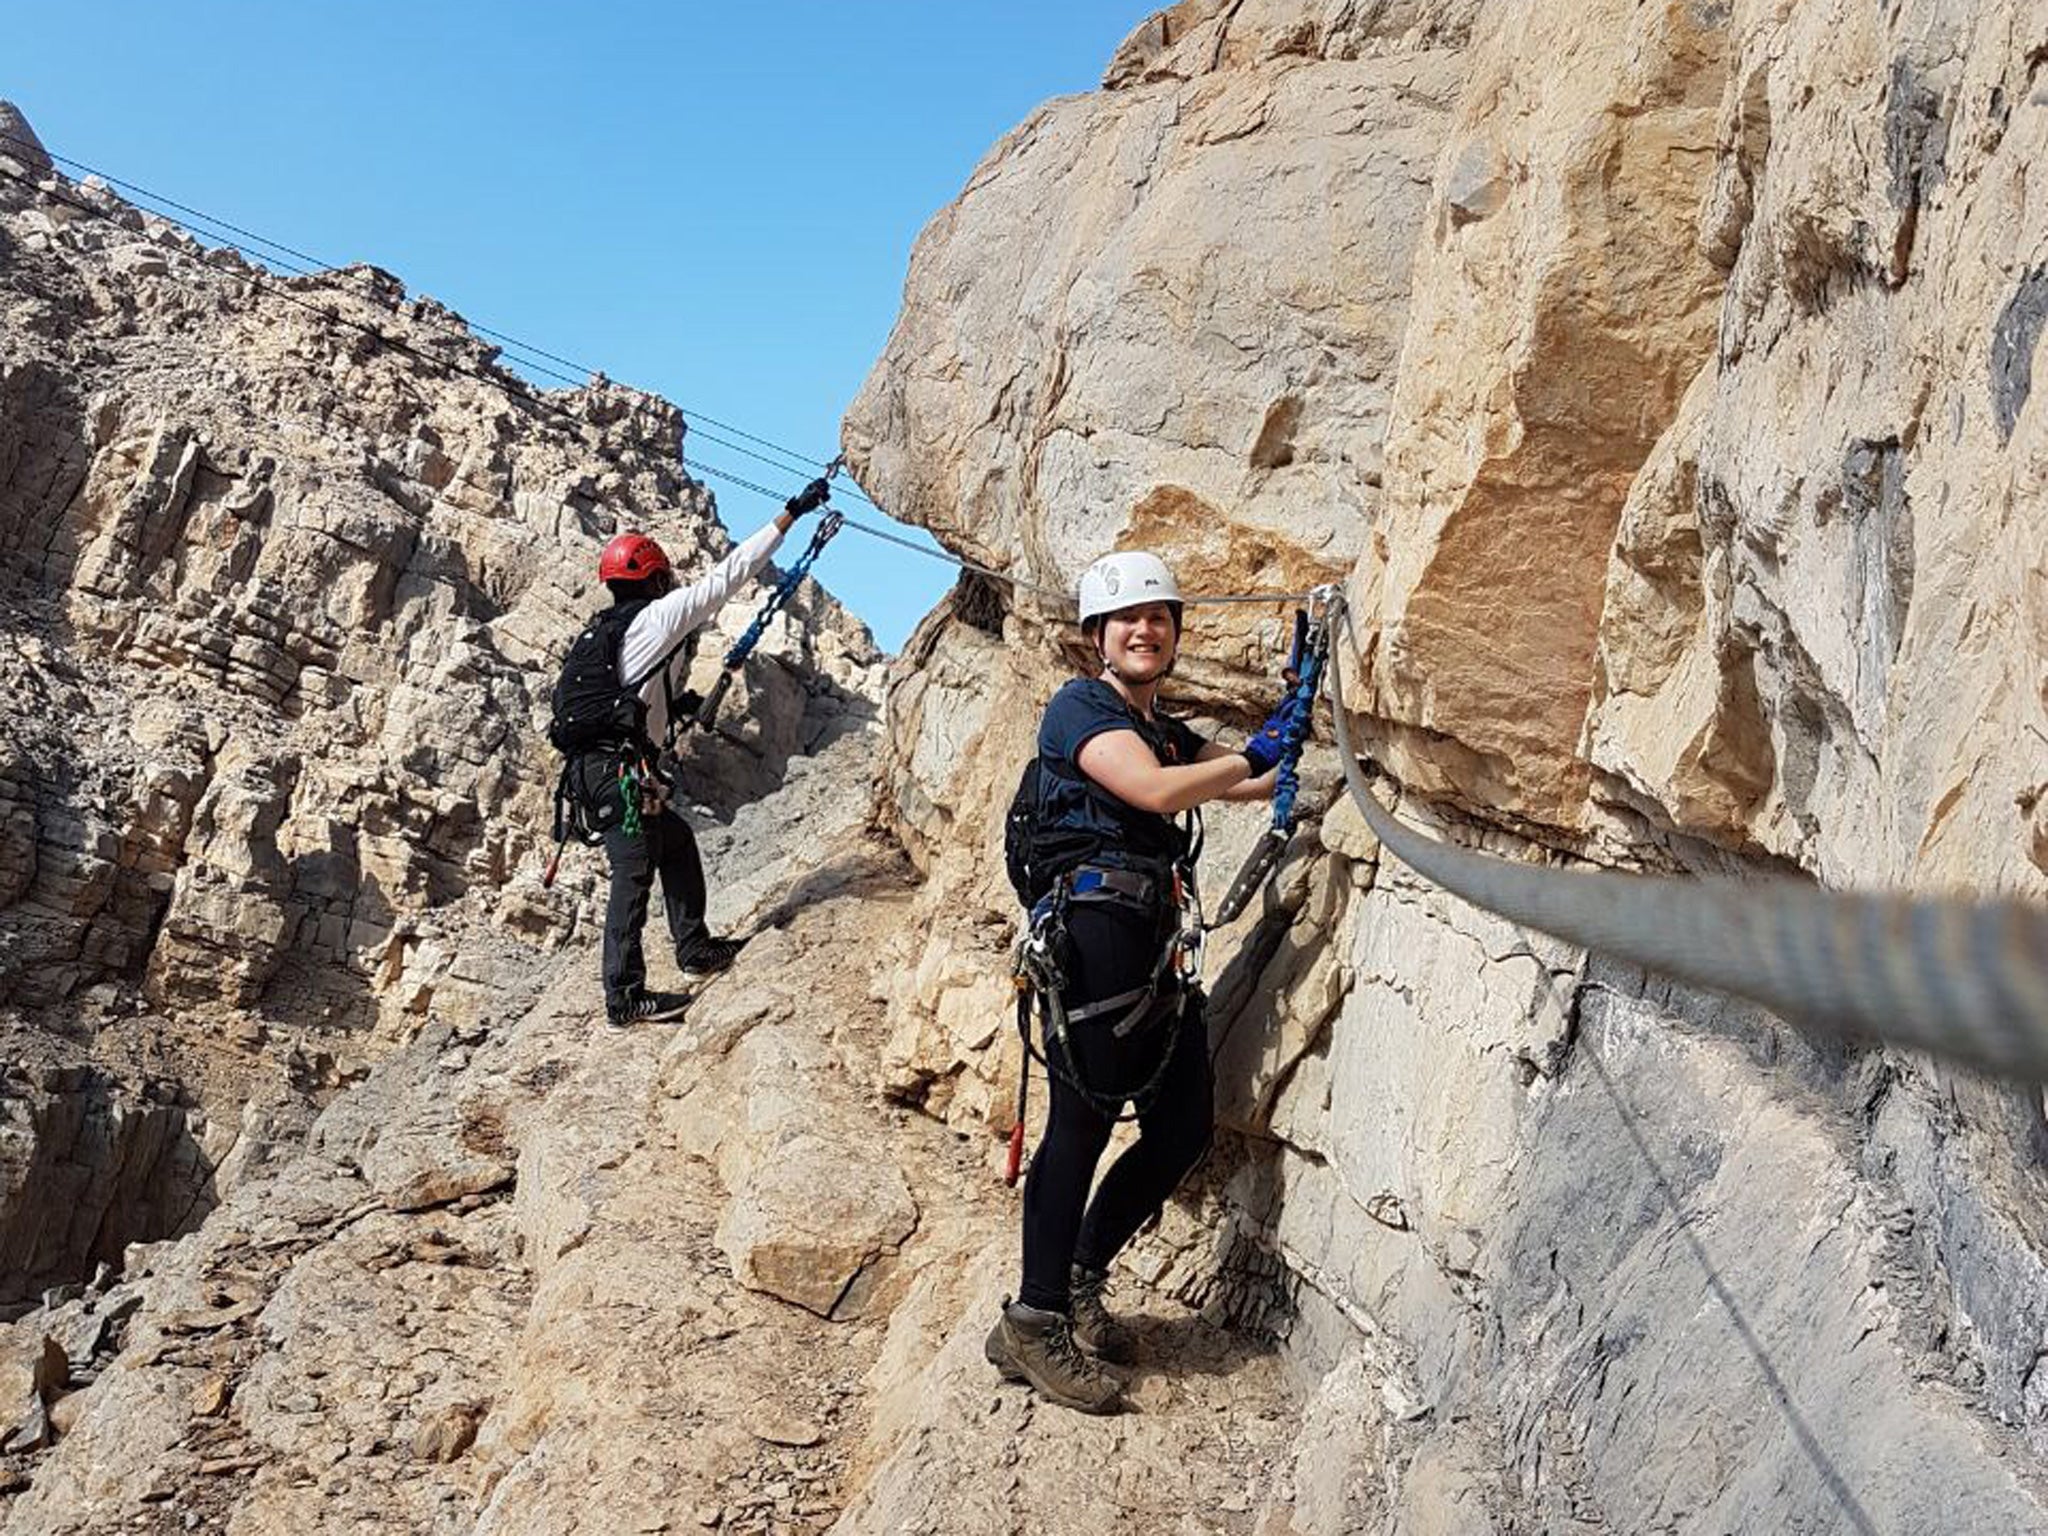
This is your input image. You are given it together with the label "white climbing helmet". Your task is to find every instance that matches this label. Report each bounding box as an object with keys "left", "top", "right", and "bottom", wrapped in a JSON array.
[{"left": 1077, "top": 550, "right": 1182, "bottom": 624}]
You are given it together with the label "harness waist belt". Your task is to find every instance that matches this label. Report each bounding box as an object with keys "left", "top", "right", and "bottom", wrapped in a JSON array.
[{"left": 1066, "top": 866, "right": 1161, "bottom": 904}]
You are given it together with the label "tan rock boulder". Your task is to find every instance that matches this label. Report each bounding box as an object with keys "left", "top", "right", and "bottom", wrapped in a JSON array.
[
  {"left": 356, "top": 1106, "right": 517, "bottom": 1214},
  {"left": 657, "top": 930, "right": 925, "bottom": 1322},
  {"left": 843, "top": 3, "right": 1470, "bottom": 695},
  {"left": 714, "top": 1133, "right": 917, "bottom": 1320}
]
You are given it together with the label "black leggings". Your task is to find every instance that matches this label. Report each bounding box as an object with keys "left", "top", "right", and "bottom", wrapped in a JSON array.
[{"left": 1018, "top": 900, "right": 1214, "bottom": 1313}]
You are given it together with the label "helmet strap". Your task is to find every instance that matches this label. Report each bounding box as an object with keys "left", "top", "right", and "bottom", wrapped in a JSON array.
[{"left": 1096, "top": 640, "right": 1171, "bottom": 702}]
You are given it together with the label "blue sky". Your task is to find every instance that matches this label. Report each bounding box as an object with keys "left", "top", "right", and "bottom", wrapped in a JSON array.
[{"left": 13, "top": 2, "right": 1138, "bottom": 649}]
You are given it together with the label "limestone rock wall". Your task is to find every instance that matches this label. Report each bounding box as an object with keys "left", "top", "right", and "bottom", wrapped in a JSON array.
[
  {"left": 0, "top": 120, "right": 882, "bottom": 1286},
  {"left": 845, "top": 1, "right": 2048, "bottom": 1528},
  {"left": 844, "top": 0, "right": 1470, "bottom": 1130},
  {"left": 1359, "top": 0, "right": 1732, "bottom": 827},
  {"left": 844, "top": 0, "right": 1473, "bottom": 688},
  {"left": 1587, "top": 0, "right": 2048, "bottom": 897}
]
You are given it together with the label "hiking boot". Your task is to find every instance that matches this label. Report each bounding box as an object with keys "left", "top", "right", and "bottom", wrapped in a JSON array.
[
  {"left": 605, "top": 991, "right": 690, "bottom": 1030},
  {"left": 678, "top": 935, "right": 745, "bottom": 980},
  {"left": 983, "top": 1300, "right": 1121, "bottom": 1415},
  {"left": 1070, "top": 1263, "right": 1138, "bottom": 1364}
]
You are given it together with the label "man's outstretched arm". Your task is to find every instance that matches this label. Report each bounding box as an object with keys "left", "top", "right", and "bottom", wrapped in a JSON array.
[{"left": 616, "top": 477, "right": 829, "bottom": 682}]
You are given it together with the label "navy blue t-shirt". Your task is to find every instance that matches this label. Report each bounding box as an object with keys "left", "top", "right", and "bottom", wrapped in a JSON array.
[{"left": 1036, "top": 678, "right": 1206, "bottom": 868}]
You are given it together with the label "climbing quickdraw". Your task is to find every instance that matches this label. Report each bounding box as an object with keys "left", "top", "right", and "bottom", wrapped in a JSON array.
[
  {"left": 693, "top": 459, "right": 847, "bottom": 732},
  {"left": 1209, "top": 585, "right": 1338, "bottom": 927}
]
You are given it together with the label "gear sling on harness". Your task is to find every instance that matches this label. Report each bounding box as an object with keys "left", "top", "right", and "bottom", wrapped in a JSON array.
[{"left": 1005, "top": 850, "right": 1206, "bottom": 1186}]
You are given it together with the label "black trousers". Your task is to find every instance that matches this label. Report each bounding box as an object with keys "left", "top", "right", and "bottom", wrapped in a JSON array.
[
  {"left": 1018, "top": 900, "right": 1214, "bottom": 1313},
  {"left": 600, "top": 804, "right": 708, "bottom": 1012}
]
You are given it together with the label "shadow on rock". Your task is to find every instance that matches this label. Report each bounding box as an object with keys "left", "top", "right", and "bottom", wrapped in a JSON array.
[
  {"left": 745, "top": 847, "right": 909, "bottom": 936},
  {"left": 1122, "top": 1306, "right": 1283, "bottom": 1392}
]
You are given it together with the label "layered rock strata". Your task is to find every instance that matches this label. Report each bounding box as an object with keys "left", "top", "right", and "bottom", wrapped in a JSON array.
[{"left": 0, "top": 114, "right": 882, "bottom": 1298}]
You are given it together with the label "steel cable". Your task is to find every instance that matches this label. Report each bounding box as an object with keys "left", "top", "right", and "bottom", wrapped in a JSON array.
[
  {"left": 0, "top": 129, "right": 853, "bottom": 479},
  {"left": 1319, "top": 596, "right": 2048, "bottom": 1082}
]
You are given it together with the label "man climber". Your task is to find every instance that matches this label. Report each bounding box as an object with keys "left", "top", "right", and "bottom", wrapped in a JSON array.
[{"left": 573, "top": 477, "right": 829, "bottom": 1028}]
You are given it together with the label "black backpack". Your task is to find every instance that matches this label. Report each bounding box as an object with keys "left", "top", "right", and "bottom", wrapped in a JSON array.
[
  {"left": 1005, "top": 758, "right": 1098, "bottom": 909},
  {"left": 1005, "top": 699, "right": 1203, "bottom": 910},
  {"left": 547, "top": 603, "right": 697, "bottom": 846},
  {"left": 549, "top": 602, "right": 652, "bottom": 757}
]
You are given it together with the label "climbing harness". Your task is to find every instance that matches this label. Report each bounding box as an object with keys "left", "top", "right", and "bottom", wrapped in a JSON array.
[
  {"left": 1210, "top": 587, "right": 1338, "bottom": 928},
  {"left": 693, "top": 460, "right": 847, "bottom": 732},
  {"left": 541, "top": 607, "right": 702, "bottom": 887},
  {"left": 1317, "top": 592, "right": 2048, "bottom": 1084},
  {"left": 1005, "top": 852, "right": 1207, "bottom": 1185}
]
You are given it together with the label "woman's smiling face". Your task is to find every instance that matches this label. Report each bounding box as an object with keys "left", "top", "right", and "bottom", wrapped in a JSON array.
[{"left": 1098, "top": 601, "right": 1180, "bottom": 683}]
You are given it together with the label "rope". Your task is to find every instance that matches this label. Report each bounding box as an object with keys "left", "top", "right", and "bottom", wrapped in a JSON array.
[{"left": 1318, "top": 595, "right": 2048, "bottom": 1083}]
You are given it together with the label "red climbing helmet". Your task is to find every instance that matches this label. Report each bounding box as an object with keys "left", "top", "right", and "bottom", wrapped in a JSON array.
[{"left": 597, "top": 532, "right": 671, "bottom": 584}]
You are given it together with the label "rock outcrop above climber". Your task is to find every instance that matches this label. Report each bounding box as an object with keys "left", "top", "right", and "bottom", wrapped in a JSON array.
[{"left": 1362, "top": 0, "right": 1731, "bottom": 827}]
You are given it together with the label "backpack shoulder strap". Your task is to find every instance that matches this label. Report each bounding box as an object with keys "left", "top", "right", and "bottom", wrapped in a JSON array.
[
  {"left": 622, "top": 616, "right": 696, "bottom": 694},
  {"left": 587, "top": 599, "right": 650, "bottom": 661}
]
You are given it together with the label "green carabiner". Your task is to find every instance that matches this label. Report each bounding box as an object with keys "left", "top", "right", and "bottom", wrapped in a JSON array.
[{"left": 619, "top": 761, "right": 643, "bottom": 838}]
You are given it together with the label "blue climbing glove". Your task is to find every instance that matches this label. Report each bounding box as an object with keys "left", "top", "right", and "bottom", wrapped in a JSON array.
[
  {"left": 1242, "top": 694, "right": 1309, "bottom": 775},
  {"left": 785, "top": 477, "right": 831, "bottom": 516}
]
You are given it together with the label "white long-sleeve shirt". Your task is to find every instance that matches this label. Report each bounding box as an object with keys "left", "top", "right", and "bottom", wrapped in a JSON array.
[{"left": 617, "top": 521, "right": 786, "bottom": 746}]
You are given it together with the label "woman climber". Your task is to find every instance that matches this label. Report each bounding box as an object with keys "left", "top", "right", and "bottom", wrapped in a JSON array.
[{"left": 984, "top": 550, "right": 1307, "bottom": 1414}]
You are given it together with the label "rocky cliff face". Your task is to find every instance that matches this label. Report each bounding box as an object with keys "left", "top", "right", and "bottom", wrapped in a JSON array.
[
  {"left": 5, "top": 0, "right": 2048, "bottom": 1529},
  {"left": 0, "top": 110, "right": 880, "bottom": 1309},
  {"left": 844, "top": 1, "right": 2048, "bottom": 1530}
]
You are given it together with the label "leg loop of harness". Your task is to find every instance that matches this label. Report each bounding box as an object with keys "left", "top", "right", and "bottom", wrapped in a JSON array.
[{"left": 1007, "top": 871, "right": 1200, "bottom": 1135}]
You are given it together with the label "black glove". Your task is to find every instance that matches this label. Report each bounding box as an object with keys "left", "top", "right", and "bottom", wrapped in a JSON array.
[{"left": 785, "top": 477, "right": 831, "bottom": 516}]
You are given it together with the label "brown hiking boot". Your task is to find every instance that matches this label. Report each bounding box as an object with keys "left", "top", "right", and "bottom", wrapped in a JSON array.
[
  {"left": 984, "top": 1300, "right": 1121, "bottom": 1415},
  {"left": 1070, "top": 1263, "right": 1137, "bottom": 1364}
]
